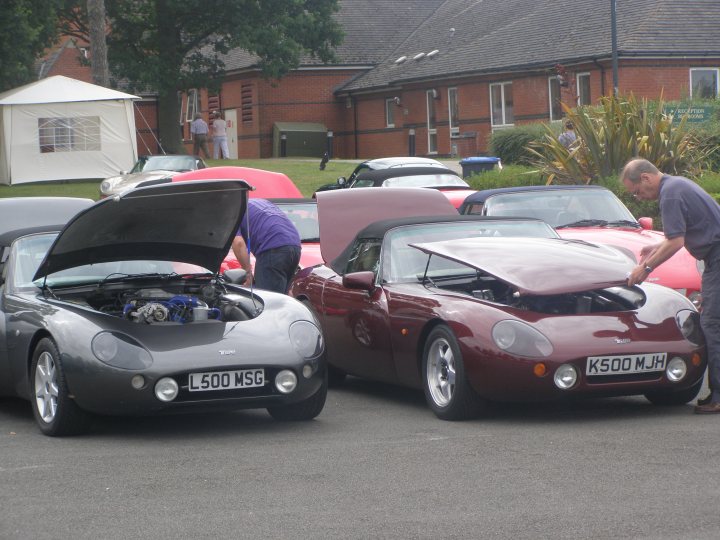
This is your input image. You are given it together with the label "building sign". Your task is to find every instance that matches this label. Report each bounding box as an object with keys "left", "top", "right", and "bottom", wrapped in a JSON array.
[{"left": 664, "top": 106, "right": 712, "bottom": 123}]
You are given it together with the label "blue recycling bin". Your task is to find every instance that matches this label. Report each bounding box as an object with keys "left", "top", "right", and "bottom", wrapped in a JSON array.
[{"left": 459, "top": 156, "right": 501, "bottom": 178}]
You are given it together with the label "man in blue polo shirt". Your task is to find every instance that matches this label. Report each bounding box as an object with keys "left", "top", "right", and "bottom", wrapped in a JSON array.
[
  {"left": 232, "top": 198, "right": 301, "bottom": 293},
  {"left": 621, "top": 158, "right": 720, "bottom": 413}
]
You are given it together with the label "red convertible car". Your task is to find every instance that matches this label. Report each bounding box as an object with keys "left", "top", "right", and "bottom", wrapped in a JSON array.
[
  {"left": 460, "top": 185, "right": 703, "bottom": 306},
  {"left": 289, "top": 189, "right": 706, "bottom": 420},
  {"left": 172, "top": 166, "right": 303, "bottom": 198}
]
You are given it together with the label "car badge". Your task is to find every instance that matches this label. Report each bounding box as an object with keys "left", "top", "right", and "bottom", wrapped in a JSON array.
[
  {"left": 614, "top": 338, "right": 631, "bottom": 344},
  {"left": 218, "top": 349, "right": 236, "bottom": 356}
]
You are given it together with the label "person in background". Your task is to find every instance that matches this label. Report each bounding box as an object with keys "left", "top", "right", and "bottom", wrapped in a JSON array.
[
  {"left": 558, "top": 120, "right": 577, "bottom": 149},
  {"left": 212, "top": 111, "right": 230, "bottom": 159},
  {"left": 232, "top": 199, "right": 301, "bottom": 293},
  {"left": 621, "top": 158, "right": 720, "bottom": 414},
  {"left": 190, "top": 113, "right": 210, "bottom": 158}
]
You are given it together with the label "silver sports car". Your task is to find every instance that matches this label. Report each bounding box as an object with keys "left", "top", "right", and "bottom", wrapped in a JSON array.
[{"left": 0, "top": 181, "right": 326, "bottom": 436}]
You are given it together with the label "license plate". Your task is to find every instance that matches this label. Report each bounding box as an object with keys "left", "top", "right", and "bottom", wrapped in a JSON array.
[
  {"left": 188, "top": 368, "right": 265, "bottom": 392},
  {"left": 586, "top": 353, "right": 667, "bottom": 376}
]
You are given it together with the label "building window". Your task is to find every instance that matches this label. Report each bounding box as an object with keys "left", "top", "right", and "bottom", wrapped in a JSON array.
[
  {"left": 548, "top": 77, "right": 562, "bottom": 121},
  {"left": 385, "top": 98, "right": 395, "bottom": 128},
  {"left": 690, "top": 68, "right": 719, "bottom": 99},
  {"left": 240, "top": 85, "right": 252, "bottom": 124},
  {"left": 577, "top": 73, "right": 591, "bottom": 105},
  {"left": 426, "top": 90, "right": 438, "bottom": 154},
  {"left": 185, "top": 89, "right": 198, "bottom": 122},
  {"left": 448, "top": 87, "right": 459, "bottom": 136},
  {"left": 490, "top": 82, "right": 514, "bottom": 127},
  {"left": 38, "top": 116, "right": 101, "bottom": 153}
]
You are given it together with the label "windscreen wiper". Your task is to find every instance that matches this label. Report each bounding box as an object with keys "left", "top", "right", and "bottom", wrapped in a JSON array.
[{"left": 556, "top": 219, "right": 608, "bottom": 229}]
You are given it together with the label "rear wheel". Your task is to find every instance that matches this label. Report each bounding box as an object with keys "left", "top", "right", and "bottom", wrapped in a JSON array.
[
  {"left": 422, "top": 325, "right": 483, "bottom": 420},
  {"left": 644, "top": 379, "right": 703, "bottom": 406},
  {"left": 267, "top": 370, "right": 328, "bottom": 421},
  {"left": 30, "top": 338, "right": 90, "bottom": 436}
]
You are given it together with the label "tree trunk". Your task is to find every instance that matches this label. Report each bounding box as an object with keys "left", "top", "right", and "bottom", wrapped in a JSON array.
[
  {"left": 158, "top": 90, "right": 184, "bottom": 154},
  {"left": 87, "top": 0, "right": 109, "bottom": 87}
]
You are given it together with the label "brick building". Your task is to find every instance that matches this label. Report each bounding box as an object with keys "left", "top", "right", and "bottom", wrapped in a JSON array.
[{"left": 41, "top": 0, "right": 720, "bottom": 159}]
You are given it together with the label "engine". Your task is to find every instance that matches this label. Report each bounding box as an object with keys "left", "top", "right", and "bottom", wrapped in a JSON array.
[{"left": 123, "top": 295, "right": 221, "bottom": 324}]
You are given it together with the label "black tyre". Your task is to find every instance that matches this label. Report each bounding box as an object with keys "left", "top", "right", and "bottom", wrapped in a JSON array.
[
  {"left": 30, "top": 337, "right": 90, "bottom": 436},
  {"left": 422, "top": 325, "right": 484, "bottom": 420},
  {"left": 645, "top": 378, "right": 704, "bottom": 406},
  {"left": 267, "top": 370, "right": 328, "bottom": 421}
]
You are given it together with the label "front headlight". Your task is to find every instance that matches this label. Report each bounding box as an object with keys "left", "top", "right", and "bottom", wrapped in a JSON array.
[
  {"left": 288, "top": 320, "right": 324, "bottom": 359},
  {"left": 100, "top": 178, "right": 118, "bottom": 194},
  {"left": 91, "top": 331, "right": 153, "bottom": 370},
  {"left": 676, "top": 309, "right": 704, "bottom": 345},
  {"left": 492, "top": 320, "right": 553, "bottom": 357}
]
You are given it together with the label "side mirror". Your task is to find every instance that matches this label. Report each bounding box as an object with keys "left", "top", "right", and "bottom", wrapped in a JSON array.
[
  {"left": 342, "top": 271, "right": 376, "bottom": 291},
  {"left": 223, "top": 268, "right": 248, "bottom": 285},
  {"left": 638, "top": 217, "right": 653, "bottom": 230},
  {"left": 337, "top": 177, "right": 347, "bottom": 187}
]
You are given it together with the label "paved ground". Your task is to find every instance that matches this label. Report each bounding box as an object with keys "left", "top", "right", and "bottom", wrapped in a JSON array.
[{"left": 1, "top": 377, "right": 719, "bottom": 540}]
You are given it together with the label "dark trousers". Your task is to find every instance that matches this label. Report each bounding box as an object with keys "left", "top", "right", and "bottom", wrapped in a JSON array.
[
  {"left": 192, "top": 134, "right": 210, "bottom": 158},
  {"left": 701, "top": 247, "right": 720, "bottom": 400},
  {"left": 254, "top": 245, "right": 301, "bottom": 294}
]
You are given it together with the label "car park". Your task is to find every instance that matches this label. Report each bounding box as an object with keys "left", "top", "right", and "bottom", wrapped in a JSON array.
[
  {"left": 290, "top": 188, "right": 705, "bottom": 420},
  {"left": 99, "top": 154, "right": 206, "bottom": 198},
  {"left": 460, "top": 185, "right": 703, "bottom": 306},
  {"left": 0, "top": 181, "right": 326, "bottom": 436}
]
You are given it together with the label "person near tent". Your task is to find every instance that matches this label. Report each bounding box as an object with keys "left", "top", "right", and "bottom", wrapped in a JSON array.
[
  {"left": 190, "top": 113, "right": 210, "bottom": 158},
  {"left": 211, "top": 111, "right": 230, "bottom": 159}
]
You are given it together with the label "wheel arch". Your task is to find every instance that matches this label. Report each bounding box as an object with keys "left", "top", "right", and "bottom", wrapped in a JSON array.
[{"left": 415, "top": 317, "right": 448, "bottom": 377}]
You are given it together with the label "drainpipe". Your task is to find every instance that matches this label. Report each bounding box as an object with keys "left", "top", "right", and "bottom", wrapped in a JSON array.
[{"left": 353, "top": 95, "right": 359, "bottom": 159}]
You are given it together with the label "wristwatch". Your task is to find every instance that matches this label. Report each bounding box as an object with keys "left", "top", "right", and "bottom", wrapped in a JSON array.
[{"left": 643, "top": 264, "right": 653, "bottom": 273}]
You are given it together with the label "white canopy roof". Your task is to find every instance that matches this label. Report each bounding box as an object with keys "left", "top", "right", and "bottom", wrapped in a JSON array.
[{"left": 0, "top": 75, "right": 139, "bottom": 105}]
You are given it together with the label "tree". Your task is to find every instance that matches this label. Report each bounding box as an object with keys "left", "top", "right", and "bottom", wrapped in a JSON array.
[
  {"left": 104, "top": 0, "right": 343, "bottom": 153},
  {"left": 0, "top": 0, "right": 63, "bottom": 92},
  {"left": 86, "top": 0, "right": 108, "bottom": 86}
]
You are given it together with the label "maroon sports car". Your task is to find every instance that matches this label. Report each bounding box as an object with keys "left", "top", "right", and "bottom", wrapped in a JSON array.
[{"left": 289, "top": 189, "right": 706, "bottom": 420}]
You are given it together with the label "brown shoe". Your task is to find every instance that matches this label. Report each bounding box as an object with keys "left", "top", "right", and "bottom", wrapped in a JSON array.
[
  {"left": 697, "top": 394, "right": 714, "bottom": 406},
  {"left": 694, "top": 401, "right": 720, "bottom": 414}
]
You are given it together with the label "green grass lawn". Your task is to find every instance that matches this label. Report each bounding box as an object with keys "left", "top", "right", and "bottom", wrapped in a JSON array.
[{"left": 0, "top": 158, "right": 370, "bottom": 200}]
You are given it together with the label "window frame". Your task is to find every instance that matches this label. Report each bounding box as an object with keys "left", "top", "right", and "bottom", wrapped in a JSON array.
[
  {"left": 576, "top": 72, "right": 591, "bottom": 105},
  {"left": 548, "top": 76, "right": 562, "bottom": 121},
  {"left": 385, "top": 98, "right": 395, "bottom": 128},
  {"left": 426, "top": 90, "right": 438, "bottom": 154},
  {"left": 38, "top": 116, "right": 101, "bottom": 154},
  {"left": 448, "top": 87, "right": 459, "bottom": 137},
  {"left": 690, "top": 68, "right": 719, "bottom": 99},
  {"left": 489, "top": 82, "right": 514, "bottom": 128},
  {"left": 185, "top": 89, "right": 199, "bottom": 122}
]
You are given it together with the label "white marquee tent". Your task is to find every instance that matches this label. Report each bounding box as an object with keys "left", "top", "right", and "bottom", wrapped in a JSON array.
[{"left": 0, "top": 75, "right": 140, "bottom": 185}]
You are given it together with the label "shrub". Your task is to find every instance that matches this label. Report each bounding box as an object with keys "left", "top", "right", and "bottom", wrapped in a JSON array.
[
  {"left": 464, "top": 164, "right": 544, "bottom": 190},
  {"left": 528, "top": 94, "right": 712, "bottom": 184},
  {"left": 488, "top": 124, "right": 551, "bottom": 165}
]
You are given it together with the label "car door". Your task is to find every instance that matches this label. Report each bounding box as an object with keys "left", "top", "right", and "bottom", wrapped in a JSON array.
[{"left": 320, "top": 239, "right": 396, "bottom": 382}]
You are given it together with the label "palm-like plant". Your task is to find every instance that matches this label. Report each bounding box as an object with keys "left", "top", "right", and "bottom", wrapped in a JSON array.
[{"left": 529, "top": 94, "right": 710, "bottom": 184}]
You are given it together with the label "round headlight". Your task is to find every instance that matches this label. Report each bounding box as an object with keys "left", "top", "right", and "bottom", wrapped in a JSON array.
[
  {"left": 275, "top": 370, "right": 298, "bottom": 394},
  {"left": 92, "top": 332, "right": 119, "bottom": 362},
  {"left": 492, "top": 320, "right": 553, "bottom": 358},
  {"left": 155, "top": 377, "right": 179, "bottom": 402},
  {"left": 100, "top": 179, "right": 115, "bottom": 194},
  {"left": 554, "top": 364, "right": 578, "bottom": 390},
  {"left": 666, "top": 357, "right": 687, "bottom": 382},
  {"left": 289, "top": 320, "right": 324, "bottom": 359}
]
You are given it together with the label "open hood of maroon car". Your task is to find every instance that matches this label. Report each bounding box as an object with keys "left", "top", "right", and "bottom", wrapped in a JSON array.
[
  {"left": 34, "top": 180, "right": 250, "bottom": 280},
  {"left": 316, "top": 187, "right": 456, "bottom": 265},
  {"left": 411, "top": 236, "right": 634, "bottom": 295}
]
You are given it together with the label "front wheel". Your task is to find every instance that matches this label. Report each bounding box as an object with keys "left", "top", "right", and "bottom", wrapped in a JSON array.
[
  {"left": 422, "top": 325, "right": 484, "bottom": 420},
  {"left": 30, "top": 338, "right": 90, "bottom": 436},
  {"left": 267, "top": 371, "right": 328, "bottom": 421},
  {"left": 645, "top": 379, "right": 703, "bottom": 406}
]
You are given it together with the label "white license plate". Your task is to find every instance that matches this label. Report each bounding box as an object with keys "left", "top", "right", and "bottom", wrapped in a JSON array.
[
  {"left": 586, "top": 353, "right": 667, "bottom": 376},
  {"left": 188, "top": 368, "right": 265, "bottom": 392}
]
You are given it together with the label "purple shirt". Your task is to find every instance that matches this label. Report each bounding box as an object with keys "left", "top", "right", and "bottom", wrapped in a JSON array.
[
  {"left": 660, "top": 174, "right": 720, "bottom": 260},
  {"left": 238, "top": 199, "right": 301, "bottom": 255}
]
